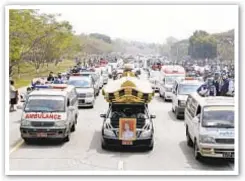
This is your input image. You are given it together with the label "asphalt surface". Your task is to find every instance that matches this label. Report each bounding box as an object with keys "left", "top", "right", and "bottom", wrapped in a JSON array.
[{"left": 8, "top": 74, "right": 234, "bottom": 171}]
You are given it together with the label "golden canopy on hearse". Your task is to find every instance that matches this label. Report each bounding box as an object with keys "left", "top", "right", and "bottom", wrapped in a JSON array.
[{"left": 102, "top": 68, "right": 154, "bottom": 103}]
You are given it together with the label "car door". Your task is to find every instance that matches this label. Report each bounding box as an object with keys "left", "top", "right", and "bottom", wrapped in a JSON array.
[
  {"left": 188, "top": 100, "right": 198, "bottom": 139},
  {"left": 172, "top": 82, "right": 177, "bottom": 110},
  {"left": 66, "top": 98, "right": 73, "bottom": 127},
  {"left": 193, "top": 105, "right": 201, "bottom": 139},
  {"left": 173, "top": 83, "right": 179, "bottom": 110}
]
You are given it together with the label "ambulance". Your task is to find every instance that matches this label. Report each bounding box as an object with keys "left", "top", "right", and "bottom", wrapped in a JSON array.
[
  {"left": 18, "top": 84, "right": 78, "bottom": 143},
  {"left": 159, "top": 65, "right": 186, "bottom": 101}
]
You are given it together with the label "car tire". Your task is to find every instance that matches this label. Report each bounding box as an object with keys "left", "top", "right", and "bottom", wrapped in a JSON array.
[
  {"left": 101, "top": 141, "right": 109, "bottom": 150},
  {"left": 147, "top": 142, "right": 154, "bottom": 151},
  {"left": 71, "top": 123, "right": 76, "bottom": 132},
  {"left": 23, "top": 138, "right": 32, "bottom": 144},
  {"left": 64, "top": 130, "right": 70, "bottom": 142},
  {"left": 175, "top": 109, "right": 180, "bottom": 119},
  {"left": 186, "top": 127, "right": 193, "bottom": 147},
  {"left": 194, "top": 140, "right": 201, "bottom": 160}
]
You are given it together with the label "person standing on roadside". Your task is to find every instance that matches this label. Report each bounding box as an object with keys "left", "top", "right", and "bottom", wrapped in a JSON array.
[{"left": 9, "top": 80, "right": 17, "bottom": 112}]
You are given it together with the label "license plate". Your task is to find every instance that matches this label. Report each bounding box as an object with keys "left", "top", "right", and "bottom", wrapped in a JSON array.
[
  {"left": 223, "top": 152, "right": 234, "bottom": 158},
  {"left": 122, "top": 140, "right": 133, "bottom": 145},
  {"left": 37, "top": 132, "right": 47, "bottom": 137}
]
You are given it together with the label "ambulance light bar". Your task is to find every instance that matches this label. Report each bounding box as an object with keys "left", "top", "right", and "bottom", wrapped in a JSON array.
[{"left": 35, "top": 84, "right": 67, "bottom": 89}]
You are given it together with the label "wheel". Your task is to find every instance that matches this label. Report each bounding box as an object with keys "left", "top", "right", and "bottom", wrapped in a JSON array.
[
  {"left": 147, "top": 142, "right": 154, "bottom": 151},
  {"left": 101, "top": 141, "right": 109, "bottom": 150},
  {"left": 64, "top": 130, "right": 70, "bottom": 142},
  {"left": 23, "top": 138, "right": 32, "bottom": 144},
  {"left": 186, "top": 127, "right": 193, "bottom": 147},
  {"left": 163, "top": 93, "right": 167, "bottom": 101},
  {"left": 71, "top": 123, "right": 76, "bottom": 132},
  {"left": 194, "top": 141, "right": 202, "bottom": 160},
  {"left": 175, "top": 109, "right": 180, "bottom": 119}
]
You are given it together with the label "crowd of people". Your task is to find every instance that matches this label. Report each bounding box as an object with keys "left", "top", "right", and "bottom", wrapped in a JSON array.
[{"left": 9, "top": 56, "right": 235, "bottom": 111}]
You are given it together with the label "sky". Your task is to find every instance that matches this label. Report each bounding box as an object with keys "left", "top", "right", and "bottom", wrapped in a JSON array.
[{"left": 39, "top": 5, "right": 238, "bottom": 44}]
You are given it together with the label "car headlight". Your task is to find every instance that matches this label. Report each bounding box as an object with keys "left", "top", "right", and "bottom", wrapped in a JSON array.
[
  {"left": 140, "top": 130, "right": 152, "bottom": 138},
  {"left": 178, "top": 100, "right": 186, "bottom": 107},
  {"left": 103, "top": 129, "right": 115, "bottom": 137},
  {"left": 55, "top": 120, "right": 66, "bottom": 127},
  {"left": 86, "top": 92, "right": 94, "bottom": 97},
  {"left": 21, "top": 119, "right": 31, "bottom": 126},
  {"left": 199, "top": 135, "right": 216, "bottom": 144}
]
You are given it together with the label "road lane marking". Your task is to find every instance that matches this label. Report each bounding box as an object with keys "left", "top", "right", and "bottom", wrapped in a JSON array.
[
  {"left": 10, "top": 139, "right": 24, "bottom": 154},
  {"left": 118, "top": 160, "right": 124, "bottom": 170}
]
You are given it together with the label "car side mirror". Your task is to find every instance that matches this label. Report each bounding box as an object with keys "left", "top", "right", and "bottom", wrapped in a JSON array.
[
  {"left": 150, "top": 115, "right": 156, "bottom": 119},
  {"left": 100, "top": 114, "right": 106, "bottom": 118}
]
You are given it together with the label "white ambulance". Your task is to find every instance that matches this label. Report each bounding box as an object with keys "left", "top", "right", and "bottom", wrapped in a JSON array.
[
  {"left": 18, "top": 84, "right": 78, "bottom": 143},
  {"left": 159, "top": 65, "right": 186, "bottom": 101}
]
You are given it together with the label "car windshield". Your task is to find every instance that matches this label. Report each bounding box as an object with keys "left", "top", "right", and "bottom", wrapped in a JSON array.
[
  {"left": 178, "top": 84, "right": 200, "bottom": 95},
  {"left": 165, "top": 76, "right": 184, "bottom": 84},
  {"left": 110, "top": 104, "right": 148, "bottom": 119},
  {"left": 202, "top": 106, "right": 234, "bottom": 128},
  {"left": 68, "top": 79, "right": 91, "bottom": 88},
  {"left": 24, "top": 96, "right": 65, "bottom": 112}
]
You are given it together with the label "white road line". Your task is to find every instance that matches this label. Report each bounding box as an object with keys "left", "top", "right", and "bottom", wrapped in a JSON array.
[
  {"left": 10, "top": 139, "right": 24, "bottom": 154},
  {"left": 118, "top": 160, "right": 124, "bottom": 170}
]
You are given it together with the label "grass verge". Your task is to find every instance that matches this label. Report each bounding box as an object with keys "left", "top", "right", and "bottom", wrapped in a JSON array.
[{"left": 11, "top": 60, "right": 75, "bottom": 89}]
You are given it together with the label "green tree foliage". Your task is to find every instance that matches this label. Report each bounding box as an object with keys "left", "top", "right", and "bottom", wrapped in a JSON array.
[
  {"left": 188, "top": 30, "right": 217, "bottom": 59},
  {"left": 9, "top": 9, "right": 81, "bottom": 76},
  {"left": 89, "top": 33, "right": 112, "bottom": 44}
]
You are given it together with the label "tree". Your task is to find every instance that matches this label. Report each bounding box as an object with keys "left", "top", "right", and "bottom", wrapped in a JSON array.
[
  {"left": 89, "top": 33, "right": 112, "bottom": 44},
  {"left": 9, "top": 10, "right": 81, "bottom": 76},
  {"left": 188, "top": 30, "right": 217, "bottom": 60}
]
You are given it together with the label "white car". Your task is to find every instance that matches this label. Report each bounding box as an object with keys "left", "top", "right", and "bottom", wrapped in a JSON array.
[
  {"left": 68, "top": 77, "right": 95, "bottom": 108},
  {"left": 172, "top": 78, "right": 203, "bottom": 119}
]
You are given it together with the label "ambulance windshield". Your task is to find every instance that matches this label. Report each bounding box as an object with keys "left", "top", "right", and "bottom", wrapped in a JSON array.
[{"left": 24, "top": 96, "right": 65, "bottom": 112}]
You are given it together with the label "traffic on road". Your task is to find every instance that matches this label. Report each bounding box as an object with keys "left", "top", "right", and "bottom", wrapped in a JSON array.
[{"left": 9, "top": 57, "right": 235, "bottom": 171}]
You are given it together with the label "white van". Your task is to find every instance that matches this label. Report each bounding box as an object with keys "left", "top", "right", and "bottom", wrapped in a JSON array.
[
  {"left": 172, "top": 77, "right": 204, "bottom": 119},
  {"left": 159, "top": 65, "right": 186, "bottom": 101},
  {"left": 19, "top": 84, "right": 78, "bottom": 143},
  {"left": 185, "top": 93, "right": 234, "bottom": 160}
]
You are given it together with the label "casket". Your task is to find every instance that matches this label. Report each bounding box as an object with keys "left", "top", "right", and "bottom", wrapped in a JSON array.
[{"left": 102, "top": 76, "right": 154, "bottom": 103}]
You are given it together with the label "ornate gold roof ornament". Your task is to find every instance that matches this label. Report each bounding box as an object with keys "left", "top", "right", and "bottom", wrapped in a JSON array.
[{"left": 121, "top": 80, "right": 136, "bottom": 88}]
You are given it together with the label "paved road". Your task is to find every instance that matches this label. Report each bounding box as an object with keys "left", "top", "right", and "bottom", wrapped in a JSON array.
[{"left": 9, "top": 76, "right": 234, "bottom": 171}]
